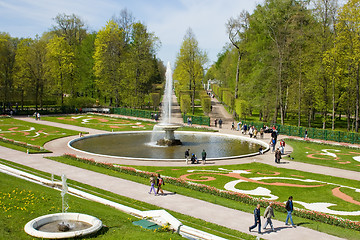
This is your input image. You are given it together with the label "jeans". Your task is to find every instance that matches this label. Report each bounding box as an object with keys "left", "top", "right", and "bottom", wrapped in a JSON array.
[
  {"left": 249, "top": 219, "right": 261, "bottom": 233},
  {"left": 285, "top": 211, "right": 294, "bottom": 225},
  {"left": 149, "top": 183, "right": 156, "bottom": 195},
  {"left": 263, "top": 218, "right": 274, "bottom": 230}
]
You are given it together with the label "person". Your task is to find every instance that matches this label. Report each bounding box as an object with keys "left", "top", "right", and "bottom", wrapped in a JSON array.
[
  {"left": 187, "top": 117, "right": 191, "bottom": 125},
  {"left": 154, "top": 113, "right": 158, "bottom": 121},
  {"left": 249, "top": 204, "right": 261, "bottom": 234},
  {"left": 285, "top": 196, "right": 295, "bottom": 227},
  {"left": 304, "top": 129, "right": 308, "bottom": 139},
  {"left": 231, "top": 122, "right": 235, "bottom": 130},
  {"left": 218, "top": 119, "right": 223, "bottom": 128},
  {"left": 156, "top": 174, "right": 165, "bottom": 195},
  {"left": 259, "top": 146, "right": 264, "bottom": 155},
  {"left": 201, "top": 149, "right": 207, "bottom": 165},
  {"left": 280, "top": 139, "right": 285, "bottom": 154},
  {"left": 34, "top": 112, "right": 38, "bottom": 120},
  {"left": 191, "top": 153, "right": 198, "bottom": 164},
  {"left": 275, "top": 148, "right": 282, "bottom": 163},
  {"left": 271, "top": 127, "right": 277, "bottom": 144},
  {"left": 37, "top": 112, "right": 41, "bottom": 120},
  {"left": 270, "top": 138, "right": 276, "bottom": 152},
  {"left": 243, "top": 123, "right": 248, "bottom": 134},
  {"left": 260, "top": 128, "right": 264, "bottom": 139},
  {"left": 253, "top": 128, "right": 258, "bottom": 139},
  {"left": 148, "top": 176, "right": 157, "bottom": 195},
  {"left": 249, "top": 126, "right": 254, "bottom": 138},
  {"left": 185, "top": 149, "right": 190, "bottom": 164},
  {"left": 214, "top": 119, "right": 217, "bottom": 127},
  {"left": 263, "top": 202, "right": 275, "bottom": 232},
  {"left": 237, "top": 121, "right": 241, "bottom": 131}
]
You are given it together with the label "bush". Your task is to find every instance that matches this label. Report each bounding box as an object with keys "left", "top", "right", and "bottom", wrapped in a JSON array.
[
  {"left": 180, "top": 95, "right": 191, "bottom": 114},
  {"left": 150, "top": 92, "right": 160, "bottom": 110},
  {"left": 201, "top": 97, "right": 211, "bottom": 114},
  {"left": 235, "top": 99, "right": 249, "bottom": 119},
  {"left": 65, "top": 96, "right": 96, "bottom": 108},
  {"left": 222, "top": 91, "right": 235, "bottom": 109}
]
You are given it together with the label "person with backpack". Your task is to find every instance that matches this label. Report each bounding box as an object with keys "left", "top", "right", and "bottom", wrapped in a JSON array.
[{"left": 156, "top": 174, "right": 165, "bottom": 195}]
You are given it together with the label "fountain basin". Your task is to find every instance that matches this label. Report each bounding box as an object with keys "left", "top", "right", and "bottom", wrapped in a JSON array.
[
  {"left": 24, "top": 213, "right": 102, "bottom": 239},
  {"left": 69, "top": 131, "right": 268, "bottom": 161},
  {"left": 154, "top": 123, "right": 182, "bottom": 146}
]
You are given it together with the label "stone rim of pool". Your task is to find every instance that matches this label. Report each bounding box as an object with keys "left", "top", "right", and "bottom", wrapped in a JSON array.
[{"left": 68, "top": 131, "right": 269, "bottom": 161}]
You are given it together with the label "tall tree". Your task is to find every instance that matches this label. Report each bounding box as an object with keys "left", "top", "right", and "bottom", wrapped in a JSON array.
[
  {"left": 14, "top": 37, "right": 48, "bottom": 110},
  {"left": 174, "top": 28, "right": 208, "bottom": 114}
]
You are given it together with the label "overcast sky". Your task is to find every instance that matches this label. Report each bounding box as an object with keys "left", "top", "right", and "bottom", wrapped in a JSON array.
[{"left": 0, "top": 0, "right": 263, "bottom": 67}]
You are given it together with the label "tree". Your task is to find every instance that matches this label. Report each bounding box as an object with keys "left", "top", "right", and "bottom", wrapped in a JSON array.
[
  {"left": 93, "top": 20, "right": 126, "bottom": 106},
  {"left": 174, "top": 28, "right": 208, "bottom": 114},
  {"left": 14, "top": 37, "right": 48, "bottom": 110},
  {"left": 226, "top": 10, "right": 250, "bottom": 99},
  {"left": 0, "top": 33, "right": 17, "bottom": 112},
  {"left": 46, "top": 35, "right": 75, "bottom": 105}
]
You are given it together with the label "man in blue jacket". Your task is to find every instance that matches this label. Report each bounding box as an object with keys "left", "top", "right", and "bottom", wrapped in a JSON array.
[
  {"left": 285, "top": 196, "right": 296, "bottom": 227},
  {"left": 249, "top": 204, "right": 261, "bottom": 233}
]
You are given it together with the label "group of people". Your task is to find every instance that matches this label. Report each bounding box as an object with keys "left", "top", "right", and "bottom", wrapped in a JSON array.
[
  {"left": 185, "top": 149, "right": 207, "bottom": 164},
  {"left": 231, "top": 122, "right": 265, "bottom": 139},
  {"left": 214, "top": 118, "right": 223, "bottom": 128},
  {"left": 148, "top": 173, "right": 165, "bottom": 196},
  {"left": 249, "top": 196, "right": 295, "bottom": 234}
]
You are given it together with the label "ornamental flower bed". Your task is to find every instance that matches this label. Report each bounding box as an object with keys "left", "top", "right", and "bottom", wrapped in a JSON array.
[
  {"left": 63, "top": 153, "right": 360, "bottom": 231},
  {"left": 0, "top": 136, "right": 44, "bottom": 152}
]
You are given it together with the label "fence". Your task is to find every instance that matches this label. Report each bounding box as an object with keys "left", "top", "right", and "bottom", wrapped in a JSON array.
[
  {"left": 243, "top": 120, "right": 360, "bottom": 144},
  {"left": 183, "top": 115, "right": 210, "bottom": 126},
  {"left": 112, "top": 107, "right": 160, "bottom": 120}
]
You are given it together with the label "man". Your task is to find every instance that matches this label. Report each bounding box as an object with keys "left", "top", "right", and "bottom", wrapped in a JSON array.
[
  {"left": 263, "top": 202, "right": 275, "bottom": 232},
  {"left": 156, "top": 174, "right": 165, "bottom": 195},
  {"left": 185, "top": 149, "right": 190, "bottom": 164},
  {"left": 201, "top": 149, "right": 207, "bottom": 165},
  {"left": 249, "top": 204, "right": 261, "bottom": 234},
  {"left": 275, "top": 148, "right": 282, "bottom": 163},
  {"left": 285, "top": 196, "right": 295, "bottom": 227}
]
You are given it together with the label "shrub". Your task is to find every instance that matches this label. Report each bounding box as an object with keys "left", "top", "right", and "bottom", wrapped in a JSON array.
[
  {"left": 222, "top": 91, "right": 235, "bottom": 109},
  {"left": 149, "top": 93, "right": 160, "bottom": 110},
  {"left": 201, "top": 97, "right": 211, "bottom": 114},
  {"left": 180, "top": 95, "right": 191, "bottom": 114},
  {"left": 235, "top": 99, "right": 249, "bottom": 119}
]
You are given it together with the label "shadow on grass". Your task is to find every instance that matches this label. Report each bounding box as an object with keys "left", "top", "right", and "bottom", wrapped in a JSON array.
[
  {"left": 296, "top": 222, "right": 312, "bottom": 226},
  {"left": 87, "top": 225, "right": 109, "bottom": 238}
]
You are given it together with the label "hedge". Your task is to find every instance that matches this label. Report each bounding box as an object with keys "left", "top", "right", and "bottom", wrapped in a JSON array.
[
  {"left": 149, "top": 92, "right": 161, "bottom": 110},
  {"left": 222, "top": 91, "right": 235, "bottom": 109},
  {"left": 180, "top": 95, "right": 191, "bottom": 114},
  {"left": 63, "top": 153, "right": 360, "bottom": 232},
  {"left": 113, "top": 107, "right": 159, "bottom": 119},
  {"left": 235, "top": 99, "right": 249, "bottom": 119},
  {"left": 201, "top": 97, "right": 211, "bottom": 114}
]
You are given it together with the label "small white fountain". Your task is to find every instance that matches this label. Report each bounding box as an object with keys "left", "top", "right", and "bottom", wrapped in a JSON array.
[
  {"left": 153, "top": 62, "right": 182, "bottom": 146},
  {"left": 24, "top": 174, "right": 102, "bottom": 239}
]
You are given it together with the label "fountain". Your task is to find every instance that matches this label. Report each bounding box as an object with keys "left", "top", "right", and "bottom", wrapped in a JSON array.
[
  {"left": 68, "top": 61, "right": 269, "bottom": 160},
  {"left": 154, "top": 62, "right": 182, "bottom": 146},
  {"left": 24, "top": 174, "right": 102, "bottom": 239}
]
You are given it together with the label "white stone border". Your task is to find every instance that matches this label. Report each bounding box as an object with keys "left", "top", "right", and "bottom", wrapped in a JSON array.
[
  {"left": 68, "top": 131, "right": 269, "bottom": 161},
  {"left": 24, "top": 213, "right": 102, "bottom": 239}
]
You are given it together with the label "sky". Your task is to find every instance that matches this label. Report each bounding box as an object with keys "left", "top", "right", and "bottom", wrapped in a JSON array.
[{"left": 0, "top": 0, "right": 263, "bottom": 67}]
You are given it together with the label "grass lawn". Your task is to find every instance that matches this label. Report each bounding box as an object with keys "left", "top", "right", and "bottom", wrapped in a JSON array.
[
  {"left": 42, "top": 114, "right": 155, "bottom": 131},
  {"left": 0, "top": 118, "right": 80, "bottom": 152},
  {"left": 284, "top": 139, "right": 360, "bottom": 172},
  {"left": 0, "top": 159, "right": 256, "bottom": 240},
  {"left": 46, "top": 156, "right": 360, "bottom": 240}
]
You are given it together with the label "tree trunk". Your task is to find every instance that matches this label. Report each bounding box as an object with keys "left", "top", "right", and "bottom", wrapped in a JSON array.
[{"left": 234, "top": 52, "right": 241, "bottom": 99}]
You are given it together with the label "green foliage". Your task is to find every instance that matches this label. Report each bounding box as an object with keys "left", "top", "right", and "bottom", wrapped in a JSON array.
[
  {"left": 235, "top": 99, "right": 249, "bottom": 119},
  {"left": 180, "top": 95, "right": 191, "bottom": 114},
  {"left": 149, "top": 92, "right": 160, "bottom": 110},
  {"left": 201, "top": 96, "right": 211, "bottom": 114},
  {"left": 222, "top": 90, "right": 234, "bottom": 109}
]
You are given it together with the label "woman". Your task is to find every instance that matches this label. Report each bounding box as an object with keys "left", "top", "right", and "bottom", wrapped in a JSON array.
[{"left": 156, "top": 173, "right": 165, "bottom": 195}]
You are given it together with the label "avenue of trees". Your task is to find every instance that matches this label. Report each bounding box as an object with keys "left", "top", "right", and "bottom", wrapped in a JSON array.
[
  {"left": 0, "top": 10, "right": 165, "bottom": 112},
  {"left": 207, "top": 0, "right": 360, "bottom": 131}
]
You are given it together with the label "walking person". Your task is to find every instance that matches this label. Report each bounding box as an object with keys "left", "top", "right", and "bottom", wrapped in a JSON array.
[
  {"left": 249, "top": 204, "right": 261, "bottom": 234},
  {"left": 148, "top": 176, "right": 157, "bottom": 195},
  {"left": 280, "top": 139, "right": 285, "bottom": 154},
  {"left": 275, "top": 148, "right": 282, "bottom": 163},
  {"left": 201, "top": 149, "right": 207, "bottom": 165},
  {"left": 285, "top": 196, "right": 296, "bottom": 227},
  {"left": 304, "top": 129, "right": 308, "bottom": 139},
  {"left": 214, "top": 119, "right": 217, "bottom": 127},
  {"left": 218, "top": 118, "right": 223, "bottom": 128},
  {"left": 260, "top": 128, "right": 264, "bottom": 139},
  {"left": 156, "top": 174, "right": 165, "bottom": 195},
  {"left": 185, "top": 149, "right": 190, "bottom": 164},
  {"left": 263, "top": 202, "right": 275, "bottom": 232}
]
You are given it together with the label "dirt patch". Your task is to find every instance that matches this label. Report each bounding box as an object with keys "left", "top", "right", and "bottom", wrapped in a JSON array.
[{"left": 332, "top": 187, "right": 360, "bottom": 205}]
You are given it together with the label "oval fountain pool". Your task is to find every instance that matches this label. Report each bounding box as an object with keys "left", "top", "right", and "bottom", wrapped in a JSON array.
[{"left": 69, "top": 131, "right": 268, "bottom": 161}]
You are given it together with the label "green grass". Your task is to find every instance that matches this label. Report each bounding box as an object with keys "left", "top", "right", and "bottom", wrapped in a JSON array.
[
  {"left": 0, "top": 141, "right": 50, "bottom": 153},
  {"left": 0, "top": 118, "right": 81, "bottom": 147},
  {"left": 285, "top": 139, "right": 360, "bottom": 172},
  {"left": 45, "top": 156, "right": 360, "bottom": 240},
  {"left": 0, "top": 159, "right": 257, "bottom": 240},
  {"left": 42, "top": 114, "right": 155, "bottom": 131}
]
